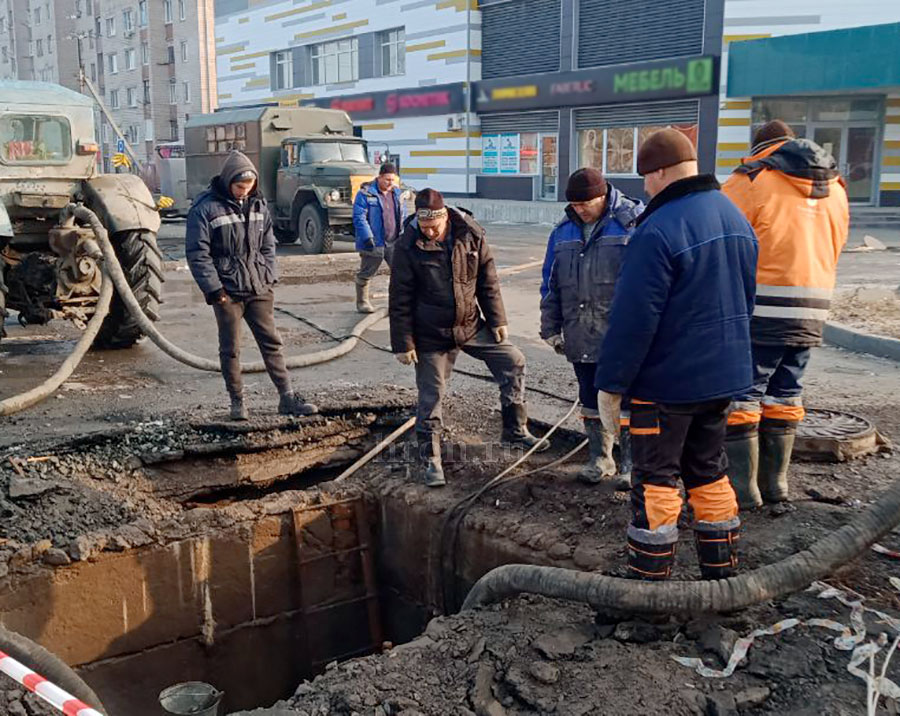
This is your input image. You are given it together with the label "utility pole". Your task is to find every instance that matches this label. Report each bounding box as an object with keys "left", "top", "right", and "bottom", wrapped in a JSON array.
[{"left": 76, "top": 35, "right": 84, "bottom": 93}]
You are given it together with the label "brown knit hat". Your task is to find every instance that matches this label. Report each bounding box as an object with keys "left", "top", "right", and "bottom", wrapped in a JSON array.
[
  {"left": 415, "top": 188, "right": 447, "bottom": 219},
  {"left": 566, "top": 168, "right": 607, "bottom": 203},
  {"left": 636, "top": 128, "right": 698, "bottom": 176},
  {"left": 752, "top": 120, "right": 795, "bottom": 153}
]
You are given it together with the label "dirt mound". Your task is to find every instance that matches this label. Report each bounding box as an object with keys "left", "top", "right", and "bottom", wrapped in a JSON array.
[{"left": 831, "top": 288, "right": 900, "bottom": 339}]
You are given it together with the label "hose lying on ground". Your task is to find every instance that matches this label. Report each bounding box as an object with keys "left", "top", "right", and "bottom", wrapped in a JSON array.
[
  {"left": 0, "top": 244, "right": 113, "bottom": 417},
  {"left": 462, "top": 476, "right": 900, "bottom": 614},
  {"left": 0, "top": 625, "right": 107, "bottom": 715}
]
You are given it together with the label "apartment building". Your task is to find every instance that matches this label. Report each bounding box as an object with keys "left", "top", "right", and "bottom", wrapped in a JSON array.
[{"left": 0, "top": 0, "right": 216, "bottom": 170}]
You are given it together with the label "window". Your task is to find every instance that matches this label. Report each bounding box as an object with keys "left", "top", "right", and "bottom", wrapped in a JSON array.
[
  {"left": 106, "top": 17, "right": 115, "bottom": 37},
  {"left": 272, "top": 50, "right": 292, "bottom": 89},
  {"left": 107, "top": 52, "right": 118, "bottom": 74},
  {"left": 310, "top": 38, "right": 358, "bottom": 85},
  {"left": 299, "top": 141, "right": 367, "bottom": 163},
  {"left": 127, "top": 86, "right": 137, "bottom": 107},
  {"left": 169, "top": 119, "right": 178, "bottom": 141},
  {"left": 75, "top": 0, "right": 81, "bottom": 17},
  {"left": 143, "top": 79, "right": 150, "bottom": 104},
  {"left": 35, "top": 39, "right": 42, "bottom": 56},
  {"left": 138, "top": 0, "right": 147, "bottom": 27},
  {"left": 125, "top": 47, "right": 136, "bottom": 70},
  {"left": 166, "top": 44, "right": 175, "bottom": 64},
  {"left": 47, "top": 35, "right": 53, "bottom": 53},
  {"left": 183, "top": 81, "right": 191, "bottom": 103},
  {"left": 204, "top": 123, "right": 247, "bottom": 153},
  {"left": 1, "top": 47, "right": 7, "bottom": 64},
  {"left": 125, "top": 125, "right": 139, "bottom": 144},
  {"left": 141, "top": 42, "right": 149, "bottom": 65},
  {"left": 577, "top": 124, "right": 697, "bottom": 175},
  {"left": 0, "top": 115, "right": 72, "bottom": 164},
  {"left": 519, "top": 132, "right": 538, "bottom": 174},
  {"left": 168, "top": 78, "right": 177, "bottom": 104},
  {"left": 163, "top": 0, "right": 172, "bottom": 23},
  {"left": 380, "top": 28, "right": 405, "bottom": 77},
  {"left": 181, "top": 41, "right": 188, "bottom": 63},
  {"left": 123, "top": 9, "right": 134, "bottom": 33},
  {"left": 109, "top": 89, "right": 119, "bottom": 108},
  {"left": 33, "top": 6, "right": 41, "bottom": 24},
  {"left": 90, "top": 62, "right": 96, "bottom": 82},
  {"left": 178, "top": 0, "right": 185, "bottom": 20}
]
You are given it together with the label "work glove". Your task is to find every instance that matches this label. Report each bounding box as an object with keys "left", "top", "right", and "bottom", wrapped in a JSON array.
[
  {"left": 598, "top": 391, "right": 622, "bottom": 438},
  {"left": 205, "top": 288, "right": 228, "bottom": 305},
  {"left": 362, "top": 238, "right": 376, "bottom": 252},
  {"left": 395, "top": 349, "right": 418, "bottom": 366},
  {"left": 544, "top": 334, "right": 565, "bottom": 355},
  {"left": 492, "top": 326, "right": 509, "bottom": 343}
]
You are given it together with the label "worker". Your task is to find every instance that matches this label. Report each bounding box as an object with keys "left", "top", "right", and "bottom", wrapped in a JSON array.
[
  {"left": 353, "top": 163, "right": 404, "bottom": 314},
  {"left": 389, "top": 189, "right": 549, "bottom": 487},
  {"left": 595, "top": 129, "right": 758, "bottom": 580},
  {"left": 722, "top": 120, "right": 849, "bottom": 509},
  {"left": 539, "top": 167, "right": 642, "bottom": 487},
  {"left": 186, "top": 150, "right": 319, "bottom": 421}
]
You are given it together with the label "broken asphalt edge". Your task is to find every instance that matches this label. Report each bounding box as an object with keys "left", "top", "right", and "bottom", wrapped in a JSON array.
[{"left": 824, "top": 321, "right": 900, "bottom": 363}]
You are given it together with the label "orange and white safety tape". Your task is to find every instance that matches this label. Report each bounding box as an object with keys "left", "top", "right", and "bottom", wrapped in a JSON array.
[{"left": 0, "top": 649, "right": 103, "bottom": 716}]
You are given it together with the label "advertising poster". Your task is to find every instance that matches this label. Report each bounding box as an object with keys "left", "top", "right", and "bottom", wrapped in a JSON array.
[
  {"left": 482, "top": 134, "right": 500, "bottom": 174},
  {"left": 499, "top": 133, "right": 519, "bottom": 174}
]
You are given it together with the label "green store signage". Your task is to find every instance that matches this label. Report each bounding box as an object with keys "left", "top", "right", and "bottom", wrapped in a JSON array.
[{"left": 473, "top": 56, "right": 718, "bottom": 113}]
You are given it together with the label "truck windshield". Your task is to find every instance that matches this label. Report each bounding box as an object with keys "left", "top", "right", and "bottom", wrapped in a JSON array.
[
  {"left": 0, "top": 114, "right": 72, "bottom": 164},
  {"left": 301, "top": 142, "right": 367, "bottom": 164}
]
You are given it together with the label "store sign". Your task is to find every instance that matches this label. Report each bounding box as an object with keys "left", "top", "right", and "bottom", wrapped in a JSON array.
[
  {"left": 304, "top": 82, "right": 466, "bottom": 121},
  {"left": 473, "top": 55, "right": 718, "bottom": 113},
  {"left": 482, "top": 134, "right": 500, "bottom": 174}
]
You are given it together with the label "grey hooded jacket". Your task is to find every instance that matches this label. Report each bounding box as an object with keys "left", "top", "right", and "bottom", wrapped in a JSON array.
[{"left": 185, "top": 151, "right": 278, "bottom": 300}]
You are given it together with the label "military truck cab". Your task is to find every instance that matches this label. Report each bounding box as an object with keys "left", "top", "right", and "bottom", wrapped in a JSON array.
[{"left": 185, "top": 106, "right": 378, "bottom": 254}]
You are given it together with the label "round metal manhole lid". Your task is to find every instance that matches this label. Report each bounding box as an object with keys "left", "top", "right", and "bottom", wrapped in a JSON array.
[{"left": 795, "top": 408, "right": 877, "bottom": 462}]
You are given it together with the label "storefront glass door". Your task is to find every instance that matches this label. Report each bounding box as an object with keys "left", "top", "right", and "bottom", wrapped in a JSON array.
[
  {"left": 812, "top": 125, "right": 877, "bottom": 203},
  {"left": 539, "top": 134, "right": 557, "bottom": 200}
]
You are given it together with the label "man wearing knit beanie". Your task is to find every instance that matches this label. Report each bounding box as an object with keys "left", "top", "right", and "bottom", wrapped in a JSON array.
[
  {"left": 540, "top": 167, "right": 643, "bottom": 488},
  {"left": 595, "top": 128, "right": 758, "bottom": 581},
  {"left": 352, "top": 162, "right": 405, "bottom": 313},
  {"left": 722, "top": 120, "right": 848, "bottom": 511},
  {"left": 389, "top": 188, "right": 549, "bottom": 487}
]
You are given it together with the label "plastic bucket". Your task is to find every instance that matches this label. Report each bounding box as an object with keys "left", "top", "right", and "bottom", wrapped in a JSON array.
[{"left": 158, "top": 682, "right": 223, "bottom": 716}]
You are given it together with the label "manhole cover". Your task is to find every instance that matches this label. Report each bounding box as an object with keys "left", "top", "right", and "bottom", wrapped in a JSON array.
[{"left": 795, "top": 408, "right": 877, "bottom": 462}]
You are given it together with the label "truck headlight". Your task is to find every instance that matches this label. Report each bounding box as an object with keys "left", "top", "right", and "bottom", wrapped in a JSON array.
[{"left": 328, "top": 189, "right": 341, "bottom": 203}]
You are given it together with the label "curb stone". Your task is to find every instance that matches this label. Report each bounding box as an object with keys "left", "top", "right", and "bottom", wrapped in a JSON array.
[{"left": 824, "top": 321, "right": 900, "bottom": 363}]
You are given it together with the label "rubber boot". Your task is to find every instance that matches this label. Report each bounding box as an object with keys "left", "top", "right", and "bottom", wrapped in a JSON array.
[
  {"left": 725, "top": 433, "right": 762, "bottom": 509},
  {"left": 626, "top": 526, "right": 677, "bottom": 581},
  {"left": 694, "top": 519, "right": 740, "bottom": 579},
  {"left": 578, "top": 417, "right": 617, "bottom": 485},
  {"left": 230, "top": 394, "right": 248, "bottom": 421},
  {"left": 278, "top": 391, "right": 319, "bottom": 416},
  {"left": 758, "top": 421, "right": 796, "bottom": 503},
  {"left": 417, "top": 431, "right": 445, "bottom": 487},
  {"left": 615, "top": 426, "right": 633, "bottom": 492},
  {"left": 355, "top": 280, "right": 375, "bottom": 314},
  {"left": 500, "top": 403, "right": 550, "bottom": 452}
]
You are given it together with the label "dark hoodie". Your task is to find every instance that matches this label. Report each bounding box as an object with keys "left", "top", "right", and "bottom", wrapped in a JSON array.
[{"left": 185, "top": 151, "right": 278, "bottom": 299}]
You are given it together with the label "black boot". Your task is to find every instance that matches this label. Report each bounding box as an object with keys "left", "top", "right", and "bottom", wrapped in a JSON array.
[
  {"left": 626, "top": 527, "right": 677, "bottom": 581},
  {"left": 417, "top": 431, "right": 445, "bottom": 487},
  {"left": 694, "top": 520, "right": 740, "bottom": 580},
  {"left": 500, "top": 403, "right": 550, "bottom": 452}
]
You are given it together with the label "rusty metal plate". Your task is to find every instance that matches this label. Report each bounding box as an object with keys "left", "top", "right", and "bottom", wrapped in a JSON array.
[{"left": 795, "top": 408, "right": 877, "bottom": 462}]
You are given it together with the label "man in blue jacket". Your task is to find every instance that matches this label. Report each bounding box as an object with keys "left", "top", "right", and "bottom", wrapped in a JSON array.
[
  {"left": 353, "top": 163, "right": 404, "bottom": 313},
  {"left": 540, "top": 168, "right": 642, "bottom": 487},
  {"left": 595, "top": 129, "right": 758, "bottom": 581},
  {"left": 186, "top": 151, "right": 319, "bottom": 421}
]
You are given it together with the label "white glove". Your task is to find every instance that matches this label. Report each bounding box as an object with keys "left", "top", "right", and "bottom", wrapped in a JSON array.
[
  {"left": 395, "top": 349, "right": 418, "bottom": 365},
  {"left": 544, "top": 334, "right": 565, "bottom": 355},
  {"left": 598, "top": 391, "right": 622, "bottom": 437},
  {"left": 492, "top": 326, "right": 509, "bottom": 343}
]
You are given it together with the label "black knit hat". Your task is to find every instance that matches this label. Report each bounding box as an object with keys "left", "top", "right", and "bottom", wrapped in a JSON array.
[
  {"left": 415, "top": 188, "right": 444, "bottom": 211},
  {"left": 379, "top": 162, "right": 398, "bottom": 175},
  {"left": 566, "top": 168, "right": 607, "bottom": 203},
  {"left": 752, "top": 120, "right": 795, "bottom": 153}
]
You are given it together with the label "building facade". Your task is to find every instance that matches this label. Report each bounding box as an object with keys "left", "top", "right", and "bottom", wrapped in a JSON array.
[
  {"left": 214, "top": 0, "right": 480, "bottom": 194},
  {"left": 0, "top": 0, "right": 216, "bottom": 170},
  {"left": 716, "top": 1, "right": 900, "bottom": 206}
]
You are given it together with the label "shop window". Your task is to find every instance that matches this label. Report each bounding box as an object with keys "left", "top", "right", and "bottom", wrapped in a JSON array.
[
  {"left": 519, "top": 133, "right": 539, "bottom": 174},
  {"left": 578, "top": 124, "right": 697, "bottom": 175}
]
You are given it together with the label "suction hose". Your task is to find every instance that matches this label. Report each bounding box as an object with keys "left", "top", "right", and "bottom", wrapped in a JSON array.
[
  {"left": 0, "top": 624, "right": 107, "bottom": 714},
  {"left": 462, "top": 477, "right": 900, "bottom": 614}
]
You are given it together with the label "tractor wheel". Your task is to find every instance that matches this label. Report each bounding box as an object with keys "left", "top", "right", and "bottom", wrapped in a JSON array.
[
  {"left": 94, "top": 229, "right": 164, "bottom": 349},
  {"left": 297, "top": 204, "right": 334, "bottom": 255}
]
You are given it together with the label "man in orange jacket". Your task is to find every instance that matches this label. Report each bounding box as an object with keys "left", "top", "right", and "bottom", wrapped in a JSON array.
[{"left": 722, "top": 120, "right": 849, "bottom": 509}]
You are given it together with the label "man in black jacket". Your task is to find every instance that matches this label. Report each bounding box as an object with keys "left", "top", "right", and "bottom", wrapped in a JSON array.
[
  {"left": 186, "top": 151, "right": 318, "bottom": 420},
  {"left": 389, "top": 189, "right": 548, "bottom": 487}
]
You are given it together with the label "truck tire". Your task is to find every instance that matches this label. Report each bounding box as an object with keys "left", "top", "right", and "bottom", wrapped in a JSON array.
[
  {"left": 297, "top": 203, "right": 334, "bottom": 255},
  {"left": 94, "top": 229, "right": 163, "bottom": 349}
]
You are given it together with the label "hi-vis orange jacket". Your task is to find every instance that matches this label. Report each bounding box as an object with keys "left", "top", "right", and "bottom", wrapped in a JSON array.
[{"left": 722, "top": 139, "right": 849, "bottom": 347}]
